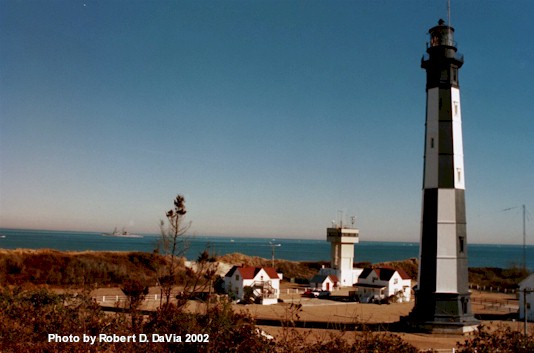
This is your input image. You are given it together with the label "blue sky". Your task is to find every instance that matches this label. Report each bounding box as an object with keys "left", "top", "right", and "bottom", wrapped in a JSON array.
[{"left": 1, "top": 1, "right": 532, "bottom": 244}]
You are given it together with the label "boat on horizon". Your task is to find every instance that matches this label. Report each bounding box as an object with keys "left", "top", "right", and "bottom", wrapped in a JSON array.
[{"left": 101, "top": 227, "right": 143, "bottom": 238}]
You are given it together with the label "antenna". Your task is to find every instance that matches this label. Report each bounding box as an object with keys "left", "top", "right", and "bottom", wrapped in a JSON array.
[
  {"left": 350, "top": 216, "right": 356, "bottom": 227},
  {"left": 502, "top": 205, "right": 528, "bottom": 271},
  {"left": 522, "top": 204, "right": 527, "bottom": 272},
  {"left": 337, "top": 210, "right": 343, "bottom": 228},
  {"left": 269, "top": 240, "right": 281, "bottom": 268},
  {"left": 447, "top": 0, "right": 451, "bottom": 26}
]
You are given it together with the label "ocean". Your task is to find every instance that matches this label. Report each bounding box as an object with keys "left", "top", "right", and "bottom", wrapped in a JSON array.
[{"left": 0, "top": 228, "right": 532, "bottom": 270}]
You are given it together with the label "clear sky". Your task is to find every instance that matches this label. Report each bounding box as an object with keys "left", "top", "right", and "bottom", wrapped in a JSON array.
[{"left": 1, "top": 1, "right": 532, "bottom": 244}]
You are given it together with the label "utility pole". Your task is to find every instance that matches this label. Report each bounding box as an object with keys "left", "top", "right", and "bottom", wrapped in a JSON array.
[
  {"left": 523, "top": 204, "right": 527, "bottom": 272},
  {"left": 502, "top": 204, "right": 528, "bottom": 271},
  {"left": 269, "top": 241, "right": 281, "bottom": 268}
]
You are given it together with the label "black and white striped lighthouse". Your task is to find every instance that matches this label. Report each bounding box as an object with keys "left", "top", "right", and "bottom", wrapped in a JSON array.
[{"left": 408, "top": 19, "right": 479, "bottom": 333}]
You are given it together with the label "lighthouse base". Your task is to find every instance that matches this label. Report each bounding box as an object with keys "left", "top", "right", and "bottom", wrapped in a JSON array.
[{"left": 403, "top": 291, "right": 480, "bottom": 334}]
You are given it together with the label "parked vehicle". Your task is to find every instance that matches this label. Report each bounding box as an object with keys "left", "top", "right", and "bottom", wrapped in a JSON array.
[
  {"left": 302, "top": 289, "right": 315, "bottom": 298},
  {"left": 302, "top": 289, "right": 331, "bottom": 298},
  {"left": 316, "top": 290, "right": 331, "bottom": 298}
]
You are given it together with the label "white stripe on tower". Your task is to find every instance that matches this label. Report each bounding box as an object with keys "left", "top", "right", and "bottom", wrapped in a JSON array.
[{"left": 451, "top": 87, "right": 465, "bottom": 190}]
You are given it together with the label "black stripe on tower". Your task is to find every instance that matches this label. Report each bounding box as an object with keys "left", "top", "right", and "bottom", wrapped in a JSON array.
[
  {"left": 455, "top": 189, "right": 466, "bottom": 223},
  {"left": 438, "top": 88, "right": 454, "bottom": 188},
  {"left": 419, "top": 188, "right": 438, "bottom": 294},
  {"left": 455, "top": 189, "right": 469, "bottom": 293},
  {"left": 424, "top": 65, "right": 461, "bottom": 90}
]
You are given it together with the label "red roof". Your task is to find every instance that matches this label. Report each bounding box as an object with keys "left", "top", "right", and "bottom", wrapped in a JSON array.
[
  {"left": 263, "top": 267, "right": 279, "bottom": 279},
  {"left": 396, "top": 268, "right": 412, "bottom": 280},
  {"left": 359, "top": 267, "right": 412, "bottom": 281},
  {"left": 225, "top": 266, "right": 279, "bottom": 280},
  {"left": 238, "top": 267, "right": 258, "bottom": 280}
]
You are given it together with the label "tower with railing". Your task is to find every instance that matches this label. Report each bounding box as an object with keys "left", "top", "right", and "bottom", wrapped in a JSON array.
[
  {"left": 326, "top": 222, "right": 359, "bottom": 287},
  {"left": 406, "top": 19, "right": 479, "bottom": 333}
]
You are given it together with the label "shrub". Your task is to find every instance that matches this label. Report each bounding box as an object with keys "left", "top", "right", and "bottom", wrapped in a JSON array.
[
  {"left": 456, "top": 325, "right": 534, "bottom": 353},
  {"left": 0, "top": 286, "right": 424, "bottom": 353},
  {"left": 469, "top": 266, "right": 530, "bottom": 290},
  {"left": 0, "top": 286, "right": 122, "bottom": 353}
]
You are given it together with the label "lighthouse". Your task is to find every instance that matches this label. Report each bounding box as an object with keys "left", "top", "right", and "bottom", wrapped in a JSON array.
[{"left": 407, "top": 19, "right": 479, "bottom": 333}]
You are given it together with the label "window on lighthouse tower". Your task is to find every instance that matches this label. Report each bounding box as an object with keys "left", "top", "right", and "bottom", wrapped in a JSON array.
[{"left": 440, "top": 69, "right": 449, "bottom": 83}]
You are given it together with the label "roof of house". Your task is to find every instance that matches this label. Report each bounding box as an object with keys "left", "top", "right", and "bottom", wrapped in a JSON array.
[
  {"left": 395, "top": 268, "right": 412, "bottom": 280},
  {"left": 358, "top": 267, "right": 411, "bottom": 281},
  {"left": 310, "top": 274, "right": 339, "bottom": 284},
  {"left": 519, "top": 273, "right": 534, "bottom": 287},
  {"left": 224, "top": 266, "right": 279, "bottom": 280}
]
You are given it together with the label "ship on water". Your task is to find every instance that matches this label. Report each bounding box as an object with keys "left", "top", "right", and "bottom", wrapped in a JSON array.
[{"left": 101, "top": 227, "right": 143, "bottom": 238}]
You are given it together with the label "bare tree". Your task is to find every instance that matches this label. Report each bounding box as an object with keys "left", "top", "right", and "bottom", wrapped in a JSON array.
[
  {"left": 178, "top": 247, "right": 219, "bottom": 310},
  {"left": 157, "top": 195, "right": 220, "bottom": 312},
  {"left": 157, "top": 194, "right": 191, "bottom": 307},
  {"left": 121, "top": 279, "right": 149, "bottom": 332}
]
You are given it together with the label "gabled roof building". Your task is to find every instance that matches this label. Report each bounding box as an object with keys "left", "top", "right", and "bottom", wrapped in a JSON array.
[
  {"left": 223, "top": 265, "right": 280, "bottom": 305},
  {"left": 355, "top": 267, "right": 412, "bottom": 303},
  {"left": 310, "top": 274, "right": 339, "bottom": 291}
]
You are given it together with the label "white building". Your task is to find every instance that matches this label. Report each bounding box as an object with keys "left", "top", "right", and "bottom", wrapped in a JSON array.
[
  {"left": 223, "top": 265, "right": 280, "bottom": 305},
  {"left": 320, "top": 226, "right": 363, "bottom": 287},
  {"left": 309, "top": 274, "right": 339, "bottom": 291},
  {"left": 355, "top": 267, "right": 412, "bottom": 303},
  {"left": 519, "top": 273, "right": 534, "bottom": 322}
]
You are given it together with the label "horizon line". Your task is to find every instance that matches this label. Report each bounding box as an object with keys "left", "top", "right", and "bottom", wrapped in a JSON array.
[{"left": 1, "top": 226, "right": 532, "bottom": 247}]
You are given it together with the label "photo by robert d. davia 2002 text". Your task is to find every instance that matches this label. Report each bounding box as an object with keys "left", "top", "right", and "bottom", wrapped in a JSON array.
[{"left": 48, "top": 333, "right": 209, "bottom": 345}]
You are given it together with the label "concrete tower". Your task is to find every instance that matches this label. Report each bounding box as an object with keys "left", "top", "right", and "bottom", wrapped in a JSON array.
[
  {"left": 326, "top": 225, "right": 359, "bottom": 286},
  {"left": 408, "top": 19, "right": 479, "bottom": 333}
]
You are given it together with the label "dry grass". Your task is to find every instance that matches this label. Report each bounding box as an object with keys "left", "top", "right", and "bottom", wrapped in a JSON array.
[
  {"left": 217, "top": 252, "right": 321, "bottom": 280},
  {"left": 1, "top": 248, "right": 528, "bottom": 293},
  {"left": 0, "top": 249, "right": 173, "bottom": 286}
]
